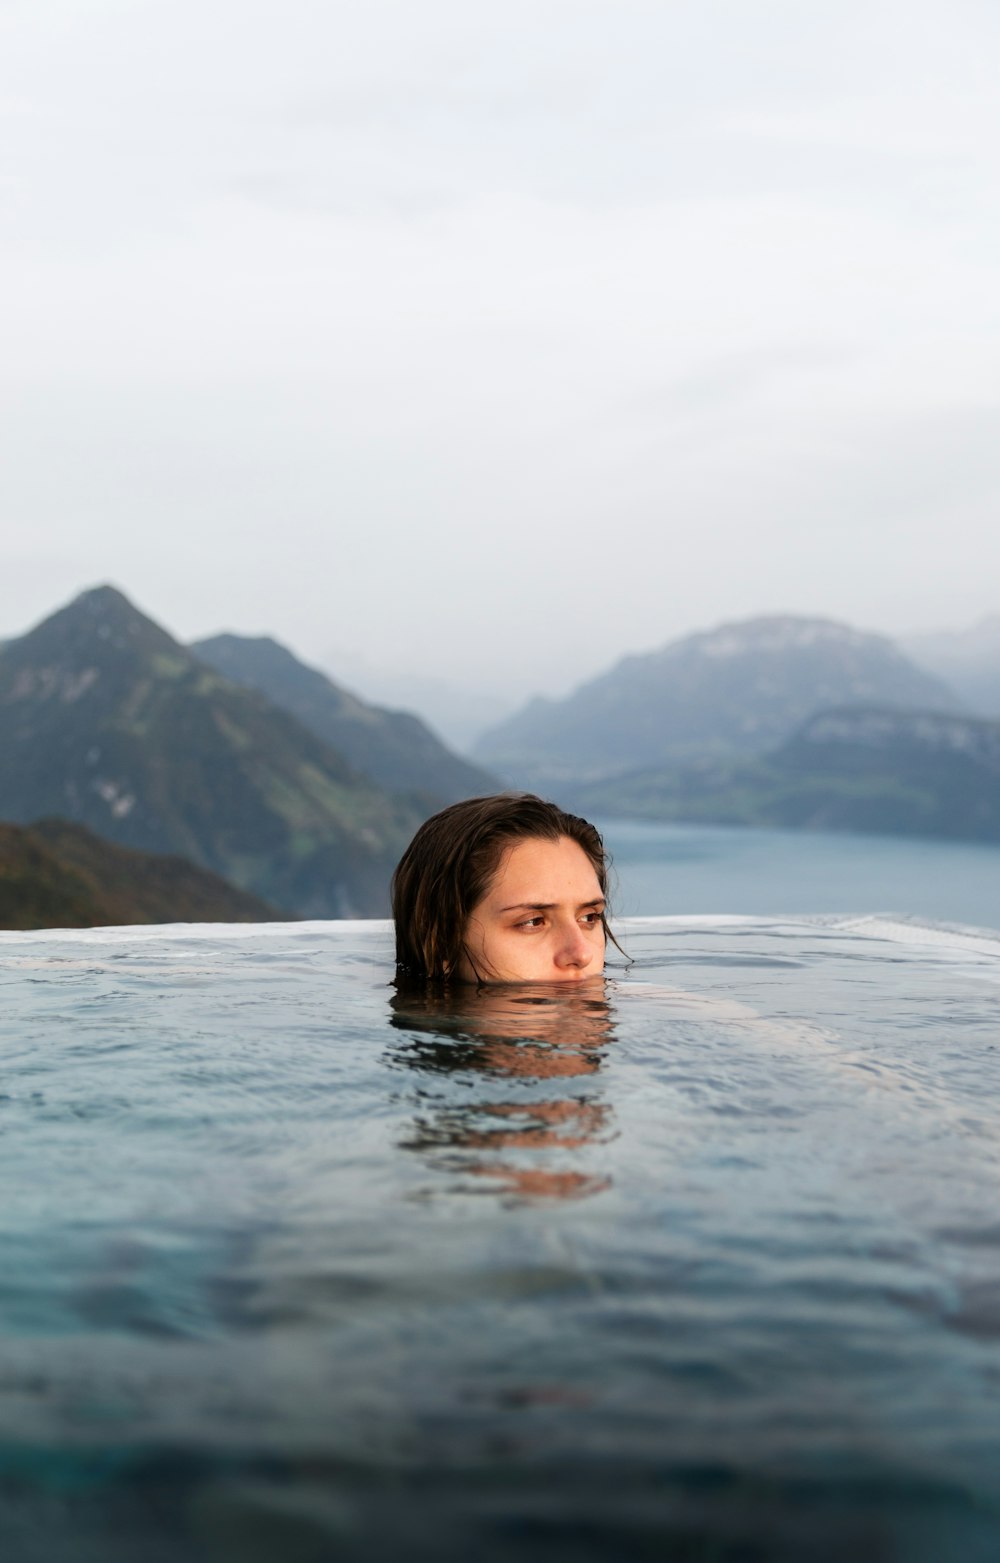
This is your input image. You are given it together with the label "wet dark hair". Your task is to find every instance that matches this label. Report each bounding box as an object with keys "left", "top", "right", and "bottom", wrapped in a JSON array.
[{"left": 391, "top": 793, "right": 618, "bottom": 982}]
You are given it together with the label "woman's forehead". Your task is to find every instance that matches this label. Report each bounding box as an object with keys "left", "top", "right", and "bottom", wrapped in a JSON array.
[{"left": 485, "top": 835, "right": 602, "bottom": 905}]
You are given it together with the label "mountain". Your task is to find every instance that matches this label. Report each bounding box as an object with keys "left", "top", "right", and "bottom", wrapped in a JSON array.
[
  {"left": 314, "top": 655, "right": 518, "bottom": 751},
  {"left": 0, "top": 819, "right": 279, "bottom": 930},
  {"left": 574, "top": 707, "right": 1000, "bottom": 843},
  {"left": 473, "top": 616, "right": 962, "bottom": 788},
  {"left": 191, "top": 633, "right": 497, "bottom": 802},
  {"left": 0, "top": 586, "right": 425, "bottom": 916},
  {"left": 903, "top": 616, "right": 1000, "bottom": 717}
]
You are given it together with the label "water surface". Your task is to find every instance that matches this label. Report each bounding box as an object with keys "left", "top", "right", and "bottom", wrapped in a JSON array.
[{"left": 2, "top": 915, "right": 1000, "bottom": 1561}]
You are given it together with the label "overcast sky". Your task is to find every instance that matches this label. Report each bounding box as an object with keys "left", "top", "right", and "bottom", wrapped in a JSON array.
[{"left": 3, "top": 0, "right": 1000, "bottom": 715}]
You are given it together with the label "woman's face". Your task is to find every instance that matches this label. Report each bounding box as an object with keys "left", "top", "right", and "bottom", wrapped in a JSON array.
[{"left": 457, "top": 834, "right": 606, "bottom": 984}]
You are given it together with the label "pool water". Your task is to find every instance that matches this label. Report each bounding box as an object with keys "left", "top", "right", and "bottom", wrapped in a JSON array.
[{"left": 2, "top": 915, "right": 1000, "bottom": 1561}]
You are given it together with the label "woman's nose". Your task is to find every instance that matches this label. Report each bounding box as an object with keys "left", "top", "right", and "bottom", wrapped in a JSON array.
[{"left": 554, "top": 924, "right": 591, "bottom": 968}]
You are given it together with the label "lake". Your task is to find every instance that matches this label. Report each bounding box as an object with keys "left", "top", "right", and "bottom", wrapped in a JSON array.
[{"left": 600, "top": 818, "right": 1000, "bottom": 932}]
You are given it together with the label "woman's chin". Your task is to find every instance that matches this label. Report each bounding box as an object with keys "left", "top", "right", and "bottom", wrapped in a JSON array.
[{"left": 472, "top": 969, "right": 605, "bottom": 987}]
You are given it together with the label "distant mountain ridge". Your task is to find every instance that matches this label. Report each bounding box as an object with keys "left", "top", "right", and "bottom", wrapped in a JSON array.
[
  {"left": 0, "top": 586, "right": 425, "bottom": 916},
  {"left": 192, "top": 633, "right": 497, "bottom": 803},
  {"left": 474, "top": 615, "right": 962, "bottom": 788},
  {"left": 574, "top": 706, "right": 1000, "bottom": 843},
  {"left": 0, "top": 819, "right": 279, "bottom": 930}
]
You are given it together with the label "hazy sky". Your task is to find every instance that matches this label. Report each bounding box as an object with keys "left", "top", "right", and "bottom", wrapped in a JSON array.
[{"left": 3, "top": 0, "right": 1000, "bottom": 709}]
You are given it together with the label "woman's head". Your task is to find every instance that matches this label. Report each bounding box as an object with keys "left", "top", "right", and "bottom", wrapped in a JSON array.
[{"left": 391, "top": 793, "right": 612, "bottom": 984}]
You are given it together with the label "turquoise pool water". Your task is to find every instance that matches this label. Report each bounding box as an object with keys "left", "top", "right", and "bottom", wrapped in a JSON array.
[{"left": 2, "top": 915, "right": 1000, "bottom": 1561}]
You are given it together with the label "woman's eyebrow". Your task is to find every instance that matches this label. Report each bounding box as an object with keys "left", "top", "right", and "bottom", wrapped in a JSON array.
[{"left": 498, "top": 898, "right": 606, "bottom": 914}]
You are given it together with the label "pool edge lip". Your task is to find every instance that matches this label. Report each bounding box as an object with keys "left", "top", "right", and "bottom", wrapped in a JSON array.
[
  {"left": 3, "top": 912, "right": 1000, "bottom": 955},
  {"left": 0, "top": 916, "right": 394, "bottom": 943},
  {"left": 826, "top": 913, "right": 1000, "bottom": 956},
  {"left": 615, "top": 912, "right": 1000, "bottom": 960}
]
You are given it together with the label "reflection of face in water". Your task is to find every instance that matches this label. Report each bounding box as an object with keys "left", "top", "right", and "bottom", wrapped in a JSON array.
[{"left": 388, "top": 983, "right": 616, "bottom": 1201}]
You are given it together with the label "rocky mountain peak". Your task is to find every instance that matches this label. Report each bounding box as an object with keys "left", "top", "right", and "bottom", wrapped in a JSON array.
[
  {"left": 474, "top": 612, "right": 963, "bottom": 787},
  {"left": 7, "top": 585, "right": 181, "bottom": 671},
  {"left": 0, "top": 586, "right": 188, "bottom": 714},
  {"left": 688, "top": 615, "right": 879, "bottom": 661}
]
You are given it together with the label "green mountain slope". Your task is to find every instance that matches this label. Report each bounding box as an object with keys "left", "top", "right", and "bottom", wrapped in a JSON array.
[
  {"left": 0, "top": 818, "right": 279, "bottom": 929},
  {"left": 574, "top": 708, "right": 1000, "bottom": 843},
  {"left": 192, "top": 633, "right": 497, "bottom": 802},
  {"left": 0, "top": 587, "right": 424, "bottom": 915},
  {"left": 474, "top": 616, "right": 962, "bottom": 788}
]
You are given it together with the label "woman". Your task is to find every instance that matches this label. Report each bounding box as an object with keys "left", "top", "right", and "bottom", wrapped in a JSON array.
[{"left": 391, "top": 793, "right": 617, "bottom": 984}]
